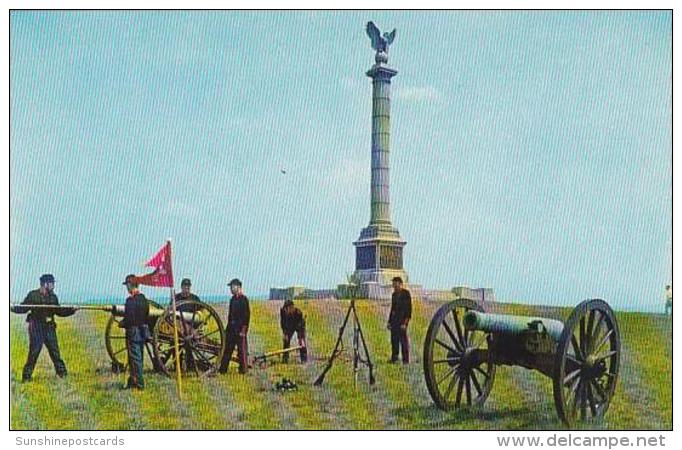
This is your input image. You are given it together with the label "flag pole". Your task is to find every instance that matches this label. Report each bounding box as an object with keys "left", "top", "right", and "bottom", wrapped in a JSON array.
[{"left": 168, "top": 239, "right": 183, "bottom": 398}]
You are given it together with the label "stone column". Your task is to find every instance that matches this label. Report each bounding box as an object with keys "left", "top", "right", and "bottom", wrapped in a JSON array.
[
  {"left": 353, "top": 47, "right": 408, "bottom": 293},
  {"left": 368, "top": 61, "right": 397, "bottom": 225}
]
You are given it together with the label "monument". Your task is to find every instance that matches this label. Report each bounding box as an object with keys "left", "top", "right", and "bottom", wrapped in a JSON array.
[
  {"left": 268, "top": 23, "right": 494, "bottom": 303},
  {"left": 353, "top": 22, "right": 409, "bottom": 289}
]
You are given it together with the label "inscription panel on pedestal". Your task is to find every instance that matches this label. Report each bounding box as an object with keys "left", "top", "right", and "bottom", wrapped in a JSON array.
[
  {"left": 356, "top": 245, "right": 376, "bottom": 270},
  {"left": 379, "top": 245, "right": 403, "bottom": 269}
]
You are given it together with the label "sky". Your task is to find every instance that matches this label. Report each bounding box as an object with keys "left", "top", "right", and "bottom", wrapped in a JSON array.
[{"left": 10, "top": 11, "right": 671, "bottom": 311}]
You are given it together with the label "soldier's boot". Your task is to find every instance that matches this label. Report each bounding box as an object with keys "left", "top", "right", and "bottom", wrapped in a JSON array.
[{"left": 22, "top": 353, "right": 40, "bottom": 382}]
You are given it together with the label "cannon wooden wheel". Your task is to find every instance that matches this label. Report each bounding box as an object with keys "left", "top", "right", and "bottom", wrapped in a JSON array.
[
  {"left": 553, "top": 299, "right": 620, "bottom": 427},
  {"left": 423, "top": 299, "right": 495, "bottom": 410},
  {"left": 105, "top": 315, "right": 128, "bottom": 373},
  {"left": 105, "top": 302, "right": 160, "bottom": 373},
  {"left": 153, "top": 300, "right": 226, "bottom": 377}
]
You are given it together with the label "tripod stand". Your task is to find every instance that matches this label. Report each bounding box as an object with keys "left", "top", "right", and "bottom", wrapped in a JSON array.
[{"left": 314, "top": 298, "right": 375, "bottom": 386}]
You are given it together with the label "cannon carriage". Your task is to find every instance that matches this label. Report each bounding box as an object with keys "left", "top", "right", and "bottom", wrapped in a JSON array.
[
  {"left": 103, "top": 299, "right": 226, "bottom": 377},
  {"left": 422, "top": 298, "right": 620, "bottom": 427}
]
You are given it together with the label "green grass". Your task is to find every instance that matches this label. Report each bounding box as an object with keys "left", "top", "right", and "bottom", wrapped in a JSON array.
[{"left": 10, "top": 299, "right": 672, "bottom": 430}]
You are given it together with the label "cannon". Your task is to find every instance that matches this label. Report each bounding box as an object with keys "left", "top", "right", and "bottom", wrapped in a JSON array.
[
  {"left": 104, "top": 299, "right": 226, "bottom": 378},
  {"left": 13, "top": 299, "right": 226, "bottom": 378},
  {"left": 422, "top": 298, "right": 620, "bottom": 427}
]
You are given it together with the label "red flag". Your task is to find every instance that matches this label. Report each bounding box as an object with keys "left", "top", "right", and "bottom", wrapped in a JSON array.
[{"left": 135, "top": 241, "right": 174, "bottom": 287}]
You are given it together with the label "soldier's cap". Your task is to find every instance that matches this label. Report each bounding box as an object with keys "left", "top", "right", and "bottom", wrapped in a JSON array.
[
  {"left": 228, "top": 278, "right": 242, "bottom": 287},
  {"left": 181, "top": 278, "right": 192, "bottom": 287},
  {"left": 122, "top": 274, "right": 137, "bottom": 285},
  {"left": 39, "top": 274, "right": 55, "bottom": 284}
]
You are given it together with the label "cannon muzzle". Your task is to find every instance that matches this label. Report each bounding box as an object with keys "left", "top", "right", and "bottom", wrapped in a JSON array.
[{"left": 463, "top": 310, "right": 564, "bottom": 341}]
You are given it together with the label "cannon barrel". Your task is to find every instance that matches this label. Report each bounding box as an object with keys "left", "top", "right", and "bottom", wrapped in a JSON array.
[
  {"left": 463, "top": 310, "right": 565, "bottom": 342},
  {"left": 10, "top": 303, "right": 205, "bottom": 324}
]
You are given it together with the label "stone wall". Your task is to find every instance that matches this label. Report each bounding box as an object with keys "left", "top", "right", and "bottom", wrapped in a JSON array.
[{"left": 270, "top": 284, "right": 495, "bottom": 303}]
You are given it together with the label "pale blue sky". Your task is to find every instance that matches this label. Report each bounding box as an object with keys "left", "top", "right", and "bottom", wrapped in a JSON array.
[{"left": 10, "top": 11, "right": 671, "bottom": 311}]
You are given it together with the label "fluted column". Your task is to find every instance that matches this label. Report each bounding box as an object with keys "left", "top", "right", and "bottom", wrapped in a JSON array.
[{"left": 367, "top": 64, "right": 397, "bottom": 225}]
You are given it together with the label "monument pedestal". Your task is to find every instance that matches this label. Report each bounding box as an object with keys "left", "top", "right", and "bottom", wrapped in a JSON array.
[{"left": 353, "top": 223, "right": 407, "bottom": 286}]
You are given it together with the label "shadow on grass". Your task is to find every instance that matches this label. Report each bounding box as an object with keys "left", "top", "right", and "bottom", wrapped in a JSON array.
[{"left": 391, "top": 403, "right": 573, "bottom": 430}]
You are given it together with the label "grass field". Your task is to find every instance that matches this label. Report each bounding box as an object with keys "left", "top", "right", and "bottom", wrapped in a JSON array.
[{"left": 9, "top": 299, "right": 672, "bottom": 430}]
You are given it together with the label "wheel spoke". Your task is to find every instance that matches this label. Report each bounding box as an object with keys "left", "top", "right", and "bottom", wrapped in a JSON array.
[
  {"left": 194, "top": 346, "right": 218, "bottom": 362},
  {"left": 465, "top": 375, "right": 472, "bottom": 406},
  {"left": 564, "top": 368, "right": 581, "bottom": 385},
  {"left": 587, "top": 382, "right": 597, "bottom": 417},
  {"left": 579, "top": 317, "right": 586, "bottom": 357},
  {"left": 590, "top": 311, "right": 606, "bottom": 345},
  {"left": 443, "top": 372, "right": 459, "bottom": 401},
  {"left": 571, "top": 335, "right": 585, "bottom": 361},
  {"left": 566, "top": 354, "right": 583, "bottom": 367},
  {"left": 579, "top": 382, "right": 587, "bottom": 421},
  {"left": 569, "top": 379, "right": 580, "bottom": 418},
  {"left": 470, "top": 371, "right": 483, "bottom": 396},
  {"left": 435, "top": 338, "right": 460, "bottom": 355},
  {"left": 442, "top": 320, "right": 464, "bottom": 352},
  {"left": 451, "top": 309, "right": 465, "bottom": 346},
  {"left": 436, "top": 366, "right": 457, "bottom": 385},
  {"left": 202, "top": 328, "right": 221, "bottom": 339},
  {"left": 590, "top": 378, "right": 607, "bottom": 402},
  {"left": 193, "top": 342, "right": 222, "bottom": 353},
  {"left": 433, "top": 357, "right": 461, "bottom": 364},
  {"left": 455, "top": 377, "right": 464, "bottom": 407},
  {"left": 469, "top": 331, "right": 486, "bottom": 350},
  {"left": 193, "top": 348, "right": 213, "bottom": 366},
  {"left": 474, "top": 365, "right": 490, "bottom": 380},
  {"left": 592, "top": 350, "right": 618, "bottom": 362},
  {"left": 593, "top": 329, "right": 614, "bottom": 355},
  {"left": 566, "top": 376, "right": 581, "bottom": 418},
  {"left": 193, "top": 345, "right": 219, "bottom": 362},
  {"left": 585, "top": 310, "right": 595, "bottom": 354}
]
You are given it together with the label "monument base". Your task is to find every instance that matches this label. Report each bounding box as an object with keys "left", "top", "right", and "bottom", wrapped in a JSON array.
[
  {"left": 353, "top": 223, "right": 408, "bottom": 296},
  {"left": 353, "top": 269, "right": 409, "bottom": 285}
]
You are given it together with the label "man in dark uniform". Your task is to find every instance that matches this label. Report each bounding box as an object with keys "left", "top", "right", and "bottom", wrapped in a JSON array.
[
  {"left": 387, "top": 276, "right": 412, "bottom": 364},
  {"left": 280, "top": 299, "right": 308, "bottom": 363},
  {"left": 219, "top": 278, "right": 250, "bottom": 374},
  {"left": 175, "top": 278, "right": 201, "bottom": 312},
  {"left": 11, "top": 274, "right": 75, "bottom": 382},
  {"left": 119, "top": 274, "right": 150, "bottom": 390}
]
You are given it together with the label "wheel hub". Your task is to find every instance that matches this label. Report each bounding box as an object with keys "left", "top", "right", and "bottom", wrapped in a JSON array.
[
  {"left": 458, "top": 347, "right": 476, "bottom": 371},
  {"left": 582, "top": 355, "right": 606, "bottom": 379}
]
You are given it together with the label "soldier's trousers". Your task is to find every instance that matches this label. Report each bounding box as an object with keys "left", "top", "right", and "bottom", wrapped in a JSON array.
[
  {"left": 390, "top": 326, "right": 409, "bottom": 363},
  {"left": 220, "top": 329, "right": 248, "bottom": 374},
  {"left": 126, "top": 326, "right": 149, "bottom": 389},
  {"left": 282, "top": 328, "right": 308, "bottom": 363},
  {"left": 666, "top": 300, "right": 672, "bottom": 316},
  {"left": 23, "top": 320, "right": 67, "bottom": 380}
]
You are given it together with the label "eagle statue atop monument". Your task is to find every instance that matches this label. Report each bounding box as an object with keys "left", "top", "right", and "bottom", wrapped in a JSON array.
[{"left": 366, "top": 21, "right": 396, "bottom": 55}]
